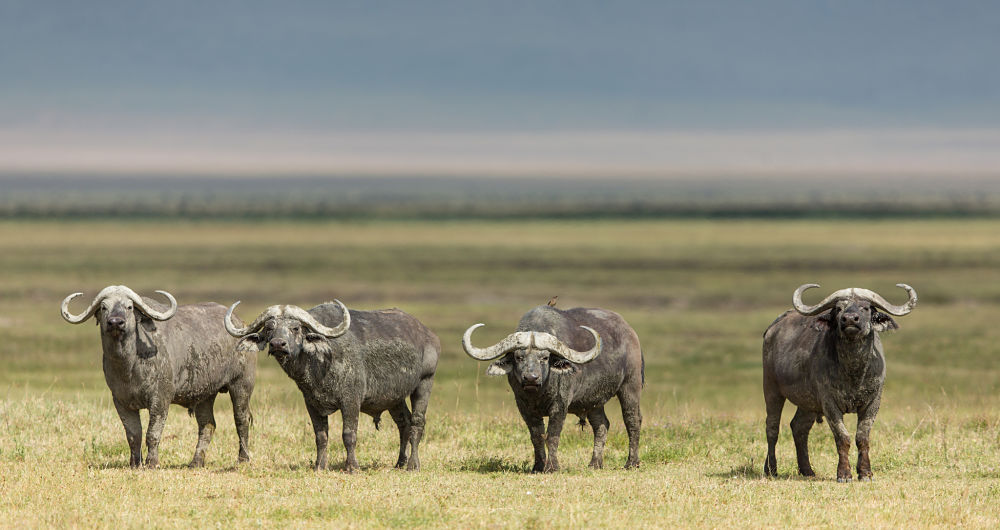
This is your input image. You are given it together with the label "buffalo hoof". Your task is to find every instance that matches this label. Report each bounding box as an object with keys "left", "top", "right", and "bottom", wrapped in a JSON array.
[
  {"left": 836, "top": 476, "right": 853, "bottom": 483},
  {"left": 799, "top": 469, "right": 816, "bottom": 477},
  {"left": 624, "top": 460, "right": 640, "bottom": 470},
  {"left": 406, "top": 458, "right": 420, "bottom": 471},
  {"left": 145, "top": 458, "right": 159, "bottom": 469},
  {"left": 188, "top": 459, "right": 205, "bottom": 469},
  {"left": 858, "top": 476, "right": 873, "bottom": 482},
  {"left": 394, "top": 459, "right": 407, "bottom": 469},
  {"left": 588, "top": 460, "right": 603, "bottom": 470}
]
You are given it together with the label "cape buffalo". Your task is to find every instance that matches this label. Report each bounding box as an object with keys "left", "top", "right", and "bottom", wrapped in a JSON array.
[
  {"left": 224, "top": 300, "right": 439, "bottom": 472},
  {"left": 462, "top": 305, "right": 643, "bottom": 472},
  {"left": 61, "top": 285, "right": 255, "bottom": 468},
  {"left": 762, "top": 283, "right": 917, "bottom": 482}
]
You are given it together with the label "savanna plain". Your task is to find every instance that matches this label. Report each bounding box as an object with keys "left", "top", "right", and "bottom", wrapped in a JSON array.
[{"left": 2, "top": 218, "right": 1000, "bottom": 527}]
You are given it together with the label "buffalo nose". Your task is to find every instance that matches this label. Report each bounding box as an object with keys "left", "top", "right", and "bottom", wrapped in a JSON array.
[
  {"left": 270, "top": 338, "right": 288, "bottom": 350},
  {"left": 107, "top": 316, "right": 125, "bottom": 328},
  {"left": 841, "top": 314, "right": 860, "bottom": 324},
  {"left": 523, "top": 374, "right": 539, "bottom": 383}
]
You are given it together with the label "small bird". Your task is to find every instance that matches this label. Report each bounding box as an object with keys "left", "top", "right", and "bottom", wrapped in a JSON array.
[{"left": 547, "top": 296, "right": 558, "bottom": 307}]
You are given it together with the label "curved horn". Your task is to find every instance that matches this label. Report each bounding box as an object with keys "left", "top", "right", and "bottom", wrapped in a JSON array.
[
  {"left": 461, "top": 324, "right": 532, "bottom": 360},
  {"left": 61, "top": 285, "right": 177, "bottom": 323},
  {"left": 792, "top": 284, "right": 851, "bottom": 316},
  {"left": 61, "top": 291, "right": 99, "bottom": 324},
  {"left": 224, "top": 302, "right": 281, "bottom": 337},
  {"left": 851, "top": 284, "right": 918, "bottom": 316},
  {"left": 123, "top": 288, "right": 177, "bottom": 321},
  {"left": 282, "top": 300, "right": 351, "bottom": 338},
  {"left": 532, "top": 326, "right": 602, "bottom": 364}
]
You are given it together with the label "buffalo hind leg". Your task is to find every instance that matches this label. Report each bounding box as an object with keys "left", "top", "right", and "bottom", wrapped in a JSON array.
[
  {"left": 189, "top": 395, "right": 217, "bottom": 468},
  {"left": 618, "top": 385, "right": 642, "bottom": 469},
  {"left": 229, "top": 382, "right": 253, "bottom": 464},
  {"left": 113, "top": 398, "right": 142, "bottom": 468},
  {"left": 763, "top": 389, "right": 785, "bottom": 477},
  {"left": 406, "top": 376, "right": 433, "bottom": 471},
  {"left": 790, "top": 408, "right": 817, "bottom": 476},
  {"left": 587, "top": 407, "right": 610, "bottom": 469},
  {"left": 388, "top": 402, "right": 412, "bottom": 469}
]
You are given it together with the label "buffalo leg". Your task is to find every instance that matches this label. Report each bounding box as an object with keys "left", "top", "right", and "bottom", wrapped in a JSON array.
[
  {"left": 618, "top": 386, "right": 642, "bottom": 469},
  {"left": 305, "top": 403, "right": 329, "bottom": 471},
  {"left": 822, "top": 405, "right": 853, "bottom": 482},
  {"left": 406, "top": 376, "right": 433, "bottom": 471},
  {"left": 789, "top": 408, "right": 817, "bottom": 476},
  {"left": 341, "top": 405, "right": 361, "bottom": 473},
  {"left": 856, "top": 399, "right": 880, "bottom": 481},
  {"left": 145, "top": 400, "right": 169, "bottom": 468},
  {"left": 388, "top": 403, "right": 412, "bottom": 469},
  {"left": 189, "top": 396, "right": 217, "bottom": 468},
  {"left": 515, "top": 399, "right": 546, "bottom": 472},
  {"left": 763, "top": 389, "right": 785, "bottom": 477},
  {"left": 587, "top": 407, "right": 610, "bottom": 469},
  {"left": 113, "top": 398, "right": 143, "bottom": 468},
  {"left": 229, "top": 382, "right": 253, "bottom": 464},
  {"left": 543, "top": 408, "right": 567, "bottom": 473}
]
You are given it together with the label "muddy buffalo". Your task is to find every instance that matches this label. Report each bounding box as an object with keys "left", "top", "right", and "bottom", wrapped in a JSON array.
[
  {"left": 61, "top": 285, "right": 255, "bottom": 468},
  {"left": 763, "top": 283, "right": 917, "bottom": 482},
  {"left": 462, "top": 304, "right": 643, "bottom": 472},
  {"left": 225, "top": 300, "right": 439, "bottom": 472}
]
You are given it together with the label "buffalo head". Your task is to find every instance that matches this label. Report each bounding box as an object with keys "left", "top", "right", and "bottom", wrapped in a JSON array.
[
  {"left": 61, "top": 285, "right": 177, "bottom": 340},
  {"left": 461, "top": 324, "right": 601, "bottom": 392},
  {"left": 224, "top": 301, "right": 350, "bottom": 362},
  {"left": 792, "top": 283, "right": 917, "bottom": 340}
]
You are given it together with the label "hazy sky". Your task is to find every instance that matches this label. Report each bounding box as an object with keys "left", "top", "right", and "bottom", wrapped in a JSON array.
[{"left": 2, "top": 1, "right": 999, "bottom": 176}]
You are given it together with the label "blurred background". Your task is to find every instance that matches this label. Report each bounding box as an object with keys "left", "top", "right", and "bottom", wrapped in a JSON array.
[{"left": 2, "top": 0, "right": 1000, "bottom": 483}]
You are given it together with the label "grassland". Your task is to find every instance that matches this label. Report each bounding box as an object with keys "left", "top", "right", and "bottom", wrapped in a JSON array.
[{"left": 2, "top": 218, "right": 1000, "bottom": 527}]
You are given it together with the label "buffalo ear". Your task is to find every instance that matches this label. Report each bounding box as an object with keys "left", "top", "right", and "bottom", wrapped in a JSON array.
[
  {"left": 811, "top": 311, "right": 832, "bottom": 332},
  {"left": 549, "top": 357, "right": 577, "bottom": 374},
  {"left": 872, "top": 310, "right": 899, "bottom": 333},
  {"left": 236, "top": 334, "right": 264, "bottom": 354},
  {"left": 135, "top": 314, "right": 159, "bottom": 358},
  {"left": 486, "top": 355, "right": 513, "bottom": 377}
]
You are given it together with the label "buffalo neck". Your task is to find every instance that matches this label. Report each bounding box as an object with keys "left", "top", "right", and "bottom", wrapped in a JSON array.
[
  {"left": 830, "top": 330, "right": 878, "bottom": 378},
  {"left": 100, "top": 328, "right": 139, "bottom": 371}
]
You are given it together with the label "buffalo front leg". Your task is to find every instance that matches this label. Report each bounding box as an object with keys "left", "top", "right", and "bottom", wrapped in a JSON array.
[
  {"left": 189, "top": 396, "right": 217, "bottom": 468},
  {"left": 789, "top": 408, "right": 818, "bottom": 476},
  {"left": 763, "top": 388, "right": 785, "bottom": 477},
  {"left": 515, "top": 399, "right": 547, "bottom": 473},
  {"left": 387, "top": 403, "right": 412, "bottom": 469},
  {"left": 822, "top": 405, "right": 853, "bottom": 482},
  {"left": 406, "top": 376, "right": 433, "bottom": 471},
  {"left": 856, "top": 399, "right": 881, "bottom": 481},
  {"left": 305, "top": 403, "right": 329, "bottom": 471},
  {"left": 586, "top": 407, "right": 610, "bottom": 469},
  {"left": 145, "top": 400, "right": 169, "bottom": 468},
  {"left": 341, "top": 405, "right": 361, "bottom": 473},
  {"left": 543, "top": 408, "right": 567, "bottom": 473},
  {"left": 113, "top": 397, "right": 143, "bottom": 468}
]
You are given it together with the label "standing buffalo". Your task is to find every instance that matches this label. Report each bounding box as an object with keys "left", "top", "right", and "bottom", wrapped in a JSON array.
[
  {"left": 762, "top": 283, "right": 917, "bottom": 482},
  {"left": 224, "top": 300, "right": 439, "bottom": 472},
  {"left": 462, "top": 305, "right": 643, "bottom": 472},
  {"left": 61, "top": 285, "right": 255, "bottom": 468}
]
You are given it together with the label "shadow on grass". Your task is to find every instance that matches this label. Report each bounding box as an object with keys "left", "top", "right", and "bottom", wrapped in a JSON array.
[
  {"left": 706, "top": 462, "right": 822, "bottom": 481},
  {"left": 457, "top": 456, "right": 533, "bottom": 474}
]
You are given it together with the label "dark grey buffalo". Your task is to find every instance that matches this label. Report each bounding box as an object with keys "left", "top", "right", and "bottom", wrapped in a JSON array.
[
  {"left": 462, "top": 305, "right": 643, "bottom": 472},
  {"left": 763, "top": 283, "right": 917, "bottom": 482},
  {"left": 61, "top": 285, "right": 255, "bottom": 468},
  {"left": 224, "top": 300, "right": 439, "bottom": 472}
]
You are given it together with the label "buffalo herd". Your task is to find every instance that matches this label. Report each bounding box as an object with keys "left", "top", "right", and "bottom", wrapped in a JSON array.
[{"left": 60, "top": 283, "right": 917, "bottom": 480}]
